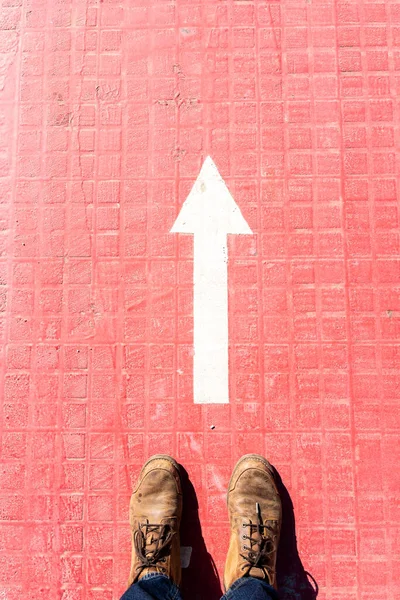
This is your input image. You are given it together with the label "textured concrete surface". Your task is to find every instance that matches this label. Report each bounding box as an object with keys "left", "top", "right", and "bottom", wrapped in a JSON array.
[{"left": 0, "top": 0, "right": 399, "bottom": 598}]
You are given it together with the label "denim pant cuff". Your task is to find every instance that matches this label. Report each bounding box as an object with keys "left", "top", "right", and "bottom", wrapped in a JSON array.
[
  {"left": 140, "top": 573, "right": 170, "bottom": 582},
  {"left": 223, "top": 576, "right": 279, "bottom": 600},
  {"left": 138, "top": 573, "right": 181, "bottom": 600}
]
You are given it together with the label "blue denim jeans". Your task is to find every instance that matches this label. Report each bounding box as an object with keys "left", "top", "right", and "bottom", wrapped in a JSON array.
[{"left": 120, "top": 573, "right": 278, "bottom": 600}]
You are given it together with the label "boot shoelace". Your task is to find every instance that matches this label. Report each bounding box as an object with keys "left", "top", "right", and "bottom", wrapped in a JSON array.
[
  {"left": 134, "top": 521, "right": 174, "bottom": 578},
  {"left": 240, "top": 503, "right": 278, "bottom": 581}
]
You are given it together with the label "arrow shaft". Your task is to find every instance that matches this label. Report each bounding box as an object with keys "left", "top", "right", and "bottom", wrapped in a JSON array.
[{"left": 193, "top": 231, "right": 229, "bottom": 404}]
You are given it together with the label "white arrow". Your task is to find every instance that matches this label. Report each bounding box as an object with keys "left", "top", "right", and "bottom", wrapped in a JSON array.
[{"left": 170, "top": 156, "right": 252, "bottom": 404}]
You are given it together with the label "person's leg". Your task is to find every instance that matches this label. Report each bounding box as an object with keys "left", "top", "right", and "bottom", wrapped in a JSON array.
[
  {"left": 121, "top": 573, "right": 181, "bottom": 600},
  {"left": 223, "top": 455, "right": 282, "bottom": 597},
  {"left": 221, "top": 576, "right": 278, "bottom": 600},
  {"left": 120, "top": 455, "right": 183, "bottom": 600}
]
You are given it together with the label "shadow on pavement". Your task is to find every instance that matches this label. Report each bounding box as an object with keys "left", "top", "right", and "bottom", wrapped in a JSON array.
[
  {"left": 273, "top": 467, "right": 319, "bottom": 600},
  {"left": 179, "top": 465, "right": 223, "bottom": 600}
]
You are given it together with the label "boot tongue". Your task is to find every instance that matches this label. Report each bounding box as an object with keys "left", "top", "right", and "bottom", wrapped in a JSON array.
[
  {"left": 138, "top": 523, "right": 171, "bottom": 568},
  {"left": 144, "top": 527, "right": 162, "bottom": 556},
  {"left": 245, "top": 505, "right": 274, "bottom": 585},
  {"left": 247, "top": 538, "right": 272, "bottom": 584},
  {"left": 249, "top": 566, "right": 269, "bottom": 582}
]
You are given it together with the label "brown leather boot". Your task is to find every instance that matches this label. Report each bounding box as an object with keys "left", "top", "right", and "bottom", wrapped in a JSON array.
[
  {"left": 224, "top": 454, "right": 282, "bottom": 591},
  {"left": 128, "top": 455, "right": 183, "bottom": 586}
]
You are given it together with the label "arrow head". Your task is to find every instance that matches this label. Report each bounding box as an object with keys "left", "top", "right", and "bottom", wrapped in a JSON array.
[{"left": 170, "top": 156, "right": 252, "bottom": 235}]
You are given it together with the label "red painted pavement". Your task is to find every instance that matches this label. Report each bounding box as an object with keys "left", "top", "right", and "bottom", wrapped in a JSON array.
[{"left": 0, "top": 0, "right": 400, "bottom": 598}]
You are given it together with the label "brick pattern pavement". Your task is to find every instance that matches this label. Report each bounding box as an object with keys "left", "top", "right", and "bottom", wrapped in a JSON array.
[{"left": 0, "top": 0, "right": 399, "bottom": 598}]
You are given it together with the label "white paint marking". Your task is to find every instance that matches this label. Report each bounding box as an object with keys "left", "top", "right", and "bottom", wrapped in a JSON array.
[{"left": 171, "top": 156, "right": 252, "bottom": 404}]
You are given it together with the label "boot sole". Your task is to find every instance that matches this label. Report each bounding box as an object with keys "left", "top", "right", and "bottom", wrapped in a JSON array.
[{"left": 227, "top": 453, "right": 275, "bottom": 499}]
